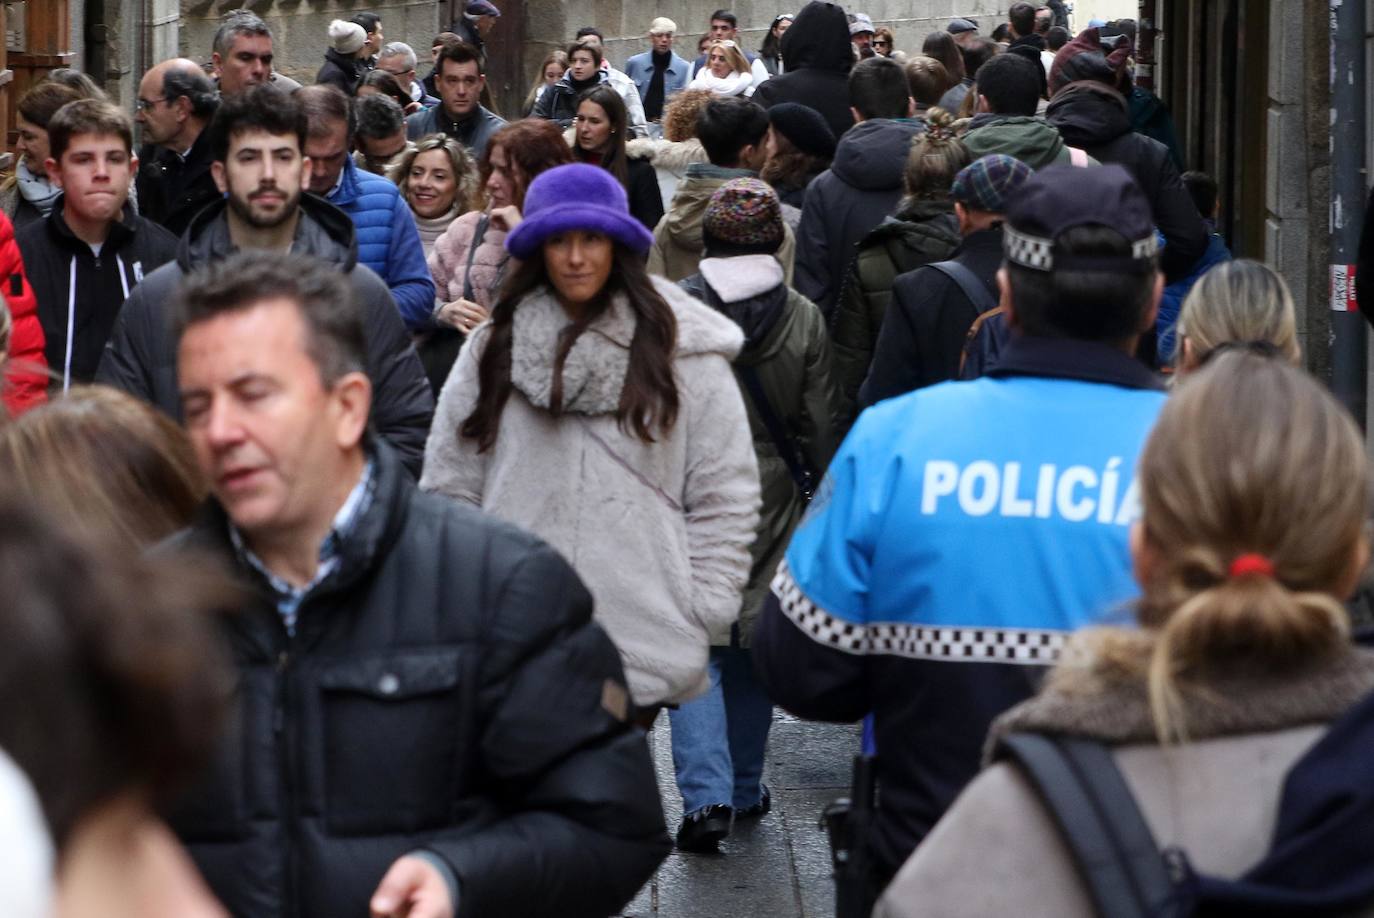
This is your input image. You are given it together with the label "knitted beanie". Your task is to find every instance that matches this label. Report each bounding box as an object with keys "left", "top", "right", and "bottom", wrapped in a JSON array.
[
  {"left": 767, "top": 103, "right": 837, "bottom": 159},
  {"left": 951, "top": 154, "right": 1034, "bottom": 214},
  {"left": 702, "top": 178, "right": 784, "bottom": 257},
  {"left": 1048, "top": 27, "right": 1130, "bottom": 95},
  {"left": 505, "top": 163, "right": 653, "bottom": 259},
  {"left": 329, "top": 20, "right": 367, "bottom": 55}
]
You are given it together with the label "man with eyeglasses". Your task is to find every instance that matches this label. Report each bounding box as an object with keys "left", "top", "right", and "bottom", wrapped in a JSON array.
[
  {"left": 211, "top": 11, "right": 301, "bottom": 96},
  {"left": 135, "top": 59, "right": 223, "bottom": 236},
  {"left": 404, "top": 42, "right": 505, "bottom": 159},
  {"left": 379, "top": 42, "right": 440, "bottom": 108}
]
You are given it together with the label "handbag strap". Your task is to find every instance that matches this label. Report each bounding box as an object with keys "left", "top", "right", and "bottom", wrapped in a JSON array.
[
  {"left": 737, "top": 364, "right": 814, "bottom": 500},
  {"left": 995, "top": 733, "right": 1179, "bottom": 918},
  {"left": 462, "top": 212, "right": 491, "bottom": 304}
]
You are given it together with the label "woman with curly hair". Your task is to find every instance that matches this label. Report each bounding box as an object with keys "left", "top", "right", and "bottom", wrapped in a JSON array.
[
  {"left": 391, "top": 134, "right": 481, "bottom": 261},
  {"left": 635, "top": 88, "right": 713, "bottom": 207}
]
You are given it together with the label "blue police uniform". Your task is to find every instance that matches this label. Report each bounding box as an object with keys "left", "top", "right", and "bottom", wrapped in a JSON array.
[{"left": 754, "top": 334, "right": 1166, "bottom": 884}]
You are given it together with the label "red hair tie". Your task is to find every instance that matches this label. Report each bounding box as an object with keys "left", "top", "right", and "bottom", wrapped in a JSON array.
[{"left": 1229, "top": 554, "right": 1275, "bottom": 579}]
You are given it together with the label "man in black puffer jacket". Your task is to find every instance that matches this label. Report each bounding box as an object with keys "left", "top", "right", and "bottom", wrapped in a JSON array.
[
  {"left": 752, "top": 0, "right": 855, "bottom": 141},
  {"left": 1046, "top": 79, "right": 1207, "bottom": 284},
  {"left": 97, "top": 85, "right": 433, "bottom": 477},
  {"left": 165, "top": 249, "right": 670, "bottom": 918}
]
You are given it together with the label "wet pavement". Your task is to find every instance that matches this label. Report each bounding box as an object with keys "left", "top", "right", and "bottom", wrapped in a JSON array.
[{"left": 622, "top": 711, "right": 862, "bottom": 918}]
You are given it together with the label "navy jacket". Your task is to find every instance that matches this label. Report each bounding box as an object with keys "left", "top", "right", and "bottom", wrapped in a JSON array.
[
  {"left": 327, "top": 156, "right": 435, "bottom": 331},
  {"left": 405, "top": 104, "right": 506, "bottom": 160}
]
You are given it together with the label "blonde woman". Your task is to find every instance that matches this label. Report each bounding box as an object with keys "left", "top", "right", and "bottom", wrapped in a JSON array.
[
  {"left": 877, "top": 351, "right": 1374, "bottom": 918},
  {"left": 391, "top": 134, "right": 481, "bottom": 261},
  {"left": 522, "top": 50, "right": 568, "bottom": 117},
  {"left": 1173, "top": 258, "right": 1300, "bottom": 373},
  {"left": 689, "top": 40, "right": 765, "bottom": 97}
]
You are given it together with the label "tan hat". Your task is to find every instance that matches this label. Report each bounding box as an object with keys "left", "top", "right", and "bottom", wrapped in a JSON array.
[
  {"left": 329, "top": 19, "right": 367, "bottom": 54},
  {"left": 649, "top": 17, "right": 677, "bottom": 35}
]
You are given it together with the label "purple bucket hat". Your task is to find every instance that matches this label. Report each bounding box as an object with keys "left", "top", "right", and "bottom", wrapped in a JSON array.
[{"left": 505, "top": 163, "right": 654, "bottom": 259}]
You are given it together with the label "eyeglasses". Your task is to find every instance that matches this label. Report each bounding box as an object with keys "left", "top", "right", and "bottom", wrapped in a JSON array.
[
  {"left": 381, "top": 67, "right": 414, "bottom": 78},
  {"left": 136, "top": 97, "right": 167, "bottom": 112},
  {"left": 873, "top": 40, "right": 891, "bottom": 47}
]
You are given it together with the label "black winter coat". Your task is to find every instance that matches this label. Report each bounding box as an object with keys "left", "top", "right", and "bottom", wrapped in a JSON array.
[
  {"left": 165, "top": 440, "right": 671, "bottom": 917},
  {"left": 95, "top": 195, "right": 435, "bottom": 478},
  {"left": 531, "top": 72, "right": 608, "bottom": 128},
  {"left": 135, "top": 127, "right": 223, "bottom": 238},
  {"left": 17, "top": 199, "right": 177, "bottom": 390},
  {"left": 858, "top": 226, "right": 1004, "bottom": 410},
  {"left": 1046, "top": 83, "right": 1207, "bottom": 283},
  {"left": 751, "top": 1, "right": 855, "bottom": 141},
  {"left": 626, "top": 156, "right": 665, "bottom": 231},
  {"left": 794, "top": 118, "right": 923, "bottom": 319},
  {"left": 316, "top": 47, "right": 368, "bottom": 95},
  {"left": 832, "top": 200, "right": 960, "bottom": 417}
]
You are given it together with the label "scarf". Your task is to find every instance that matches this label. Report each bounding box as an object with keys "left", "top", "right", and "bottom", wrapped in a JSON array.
[
  {"left": 689, "top": 68, "right": 754, "bottom": 97},
  {"left": 16, "top": 159, "right": 61, "bottom": 217},
  {"left": 644, "top": 50, "right": 671, "bottom": 122}
]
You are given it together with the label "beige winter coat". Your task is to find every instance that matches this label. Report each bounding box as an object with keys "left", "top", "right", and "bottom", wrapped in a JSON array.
[
  {"left": 647, "top": 169, "right": 796, "bottom": 283},
  {"left": 428, "top": 209, "right": 509, "bottom": 309},
  {"left": 420, "top": 277, "right": 762, "bottom": 706},
  {"left": 876, "top": 644, "right": 1374, "bottom": 918}
]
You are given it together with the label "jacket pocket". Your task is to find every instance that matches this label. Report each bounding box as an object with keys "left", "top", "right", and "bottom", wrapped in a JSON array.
[{"left": 317, "top": 650, "right": 470, "bottom": 837}]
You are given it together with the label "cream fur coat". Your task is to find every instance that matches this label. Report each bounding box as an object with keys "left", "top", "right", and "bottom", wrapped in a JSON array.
[{"left": 420, "top": 277, "right": 761, "bottom": 706}]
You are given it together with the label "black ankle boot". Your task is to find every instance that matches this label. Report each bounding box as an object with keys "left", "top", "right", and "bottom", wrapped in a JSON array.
[{"left": 675, "top": 804, "right": 733, "bottom": 852}]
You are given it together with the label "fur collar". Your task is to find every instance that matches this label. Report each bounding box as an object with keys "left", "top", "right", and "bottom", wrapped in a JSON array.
[
  {"left": 510, "top": 276, "right": 744, "bottom": 415},
  {"left": 700, "top": 255, "right": 783, "bottom": 303},
  {"left": 984, "top": 639, "right": 1374, "bottom": 764}
]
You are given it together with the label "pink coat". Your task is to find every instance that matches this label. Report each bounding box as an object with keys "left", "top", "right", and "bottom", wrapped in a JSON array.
[{"left": 428, "top": 210, "right": 511, "bottom": 308}]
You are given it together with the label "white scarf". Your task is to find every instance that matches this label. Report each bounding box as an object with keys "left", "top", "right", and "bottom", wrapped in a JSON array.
[{"left": 689, "top": 68, "right": 755, "bottom": 97}]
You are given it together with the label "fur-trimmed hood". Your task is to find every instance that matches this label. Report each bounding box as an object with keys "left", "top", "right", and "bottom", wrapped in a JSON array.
[{"left": 509, "top": 275, "right": 744, "bottom": 416}]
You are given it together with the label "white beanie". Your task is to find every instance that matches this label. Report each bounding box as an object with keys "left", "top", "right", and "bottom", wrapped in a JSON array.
[
  {"left": 0, "top": 749, "right": 52, "bottom": 918},
  {"left": 329, "top": 19, "right": 367, "bottom": 54}
]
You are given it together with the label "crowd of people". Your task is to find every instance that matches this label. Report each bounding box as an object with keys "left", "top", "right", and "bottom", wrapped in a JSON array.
[{"left": 0, "top": 2, "right": 1372, "bottom": 918}]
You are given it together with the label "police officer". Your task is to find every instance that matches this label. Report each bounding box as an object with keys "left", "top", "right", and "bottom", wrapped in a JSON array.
[{"left": 754, "top": 164, "right": 1168, "bottom": 910}]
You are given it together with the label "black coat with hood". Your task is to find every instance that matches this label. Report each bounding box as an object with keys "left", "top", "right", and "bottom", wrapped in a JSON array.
[
  {"left": 17, "top": 197, "right": 178, "bottom": 390},
  {"left": 165, "top": 436, "right": 671, "bottom": 917},
  {"left": 751, "top": 1, "right": 855, "bottom": 141},
  {"left": 1046, "top": 82, "right": 1207, "bottom": 283},
  {"left": 794, "top": 118, "right": 923, "bottom": 319},
  {"left": 316, "top": 47, "right": 368, "bottom": 95},
  {"left": 95, "top": 194, "right": 435, "bottom": 477}
]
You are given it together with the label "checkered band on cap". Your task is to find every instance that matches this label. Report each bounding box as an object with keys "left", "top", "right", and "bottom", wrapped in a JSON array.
[{"left": 1004, "top": 225, "right": 1160, "bottom": 271}]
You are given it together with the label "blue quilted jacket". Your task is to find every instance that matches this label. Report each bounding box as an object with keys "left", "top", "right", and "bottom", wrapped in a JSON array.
[{"left": 327, "top": 157, "right": 436, "bottom": 331}]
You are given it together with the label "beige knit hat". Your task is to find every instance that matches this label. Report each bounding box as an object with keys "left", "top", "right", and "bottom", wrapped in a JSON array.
[
  {"left": 649, "top": 17, "right": 677, "bottom": 35},
  {"left": 329, "top": 19, "right": 367, "bottom": 54}
]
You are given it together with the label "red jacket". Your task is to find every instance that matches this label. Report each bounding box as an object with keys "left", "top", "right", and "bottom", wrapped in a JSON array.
[{"left": 0, "top": 210, "right": 46, "bottom": 415}]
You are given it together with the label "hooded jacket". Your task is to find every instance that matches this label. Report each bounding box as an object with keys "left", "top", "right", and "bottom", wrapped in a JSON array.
[
  {"left": 0, "top": 209, "right": 48, "bottom": 416},
  {"left": 648, "top": 163, "right": 796, "bottom": 283},
  {"left": 960, "top": 114, "right": 1090, "bottom": 169},
  {"left": 794, "top": 118, "right": 923, "bottom": 319},
  {"left": 833, "top": 200, "right": 960, "bottom": 416},
  {"left": 167, "top": 437, "right": 671, "bottom": 918},
  {"left": 95, "top": 194, "right": 434, "bottom": 478},
  {"left": 315, "top": 47, "right": 367, "bottom": 95},
  {"left": 404, "top": 103, "right": 506, "bottom": 160},
  {"left": 1046, "top": 82, "right": 1208, "bottom": 283},
  {"left": 327, "top": 155, "right": 436, "bottom": 332},
  {"left": 679, "top": 255, "right": 844, "bottom": 640},
  {"left": 135, "top": 125, "right": 222, "bottom": 238},
  {"left": 751, "top": 1, "right": 856, "bottom": 141},
  {"left": 876, "top": 646, "right": 1374, "bottom": 918},
  {"left": 18, "top": 198, "right": 177, "bottom": 391},
  {"left": 420, "top": 277, "right": 762, "bottom": 707}
]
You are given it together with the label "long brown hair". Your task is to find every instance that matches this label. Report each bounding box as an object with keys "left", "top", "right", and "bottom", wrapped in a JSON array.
[
  {"left": 1060, "top": 352, "right": 1367, "bottom": 743},
  {"left": 576, "top": 84, "right": 630, "bottom": 186},
  {"left": 477, "top": 118, "right": 574, "bottom": 209},
  {"left": 461, "top": 246, "right": 680, "bottom": 451}
]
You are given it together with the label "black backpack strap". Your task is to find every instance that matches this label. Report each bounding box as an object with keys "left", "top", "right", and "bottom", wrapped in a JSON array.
[
  {"left": 995, "top": 733, "right": 1178, "bottom": 918},
  {"left": 737, "top": 365, "right": 815, "bottom": 501},
  {"left": 926, "top": 260, "right": 998, "bottom": 316}
]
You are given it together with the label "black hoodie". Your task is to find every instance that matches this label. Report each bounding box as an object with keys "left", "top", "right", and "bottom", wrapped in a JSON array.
[
  {"left": 1046, "top": 82, "right": 1207, "bottom": 283},
  {"left": 752, "top": 1, "right": 855, "bottom": 140},
  {"left": 95, "top": 194, "right": 434, "bottom": 477}
]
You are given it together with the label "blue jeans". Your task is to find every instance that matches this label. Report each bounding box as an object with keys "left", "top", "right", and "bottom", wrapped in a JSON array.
[{"left": 669, "top": 646, "right": 774, "bottom": 815}]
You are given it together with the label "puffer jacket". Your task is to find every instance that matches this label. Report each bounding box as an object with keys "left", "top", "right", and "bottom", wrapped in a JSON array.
[
  {"left": 315, "top": 47, "right": 367, "bottom": 95},
  {"left": 680, "top": 255, "right": 843, "bottom": 641},
  {"left": 95, "top": 194, "right": 434, "bottom": 478},
  {"left": 421, "top": 277, "right": 762, "bottom": 706},
  {"left": 794, "top": 118, "right": 923, "bottom": 318},
  {"left": 327, "top": 156, "right": 436, "bottom": 332},
  {"left": 876, "top": 646, "right": 1374, "bottom": 918},
  {"left": 648, "top": 163, "right": 796, "bottom": 283},
  {"left": 0, "top": 209, "right": 47, "bottom": 416},
  {"left": 531, "top": 71, "right": 609, "bottom": 128},
  {"left": 960, "top": 114, "right": 1090, "bottom": 169},
  {"left": 751, "top": 1, "right": 855, "bottom": 140},
  {"left": 832, "top": 200, "right": 960, "bottom": 415},
  {"left": 167, "top": 437, "right": 671, "bottom": 918},
  {"left": 1046, "top": 82, "right": 1207, "bottom": 283}
]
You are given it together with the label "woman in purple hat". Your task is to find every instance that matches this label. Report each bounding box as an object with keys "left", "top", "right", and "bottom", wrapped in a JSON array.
[{"left": 422, "top": 162, "right": 762, "bottom": 725}]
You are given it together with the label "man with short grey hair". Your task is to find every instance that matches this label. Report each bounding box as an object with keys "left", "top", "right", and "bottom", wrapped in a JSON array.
[
  {"left": 211, "top": 10, "right": 301, "bottom": 95},
  {"left": 354, "top": 94, "right": 415, "bottom": 176},
  {"left": 379, "top": 41, "right": 439, "bottom": 107}
]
